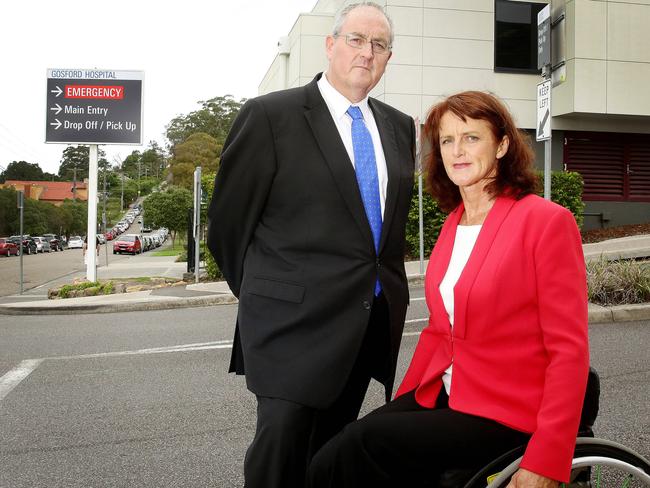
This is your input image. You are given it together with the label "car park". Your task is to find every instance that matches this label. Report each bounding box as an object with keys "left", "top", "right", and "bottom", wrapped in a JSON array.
[
  {"left": 0, "top": 238, "right": 19, "bottom": 257},
  {"left": 42, "top": 234, "right": 63, "bottom": 251},
  {"left": 9, "top": 236, "right": 38, "bottom": 255},
  {"left": 113, "top": 234, "right": 142, "bottom": 255},
  {"left": 68, "top": 236, "right": 84, "bottom": 249},
  {"left": 33, "top": 237, "right": 52, "bottom": 253}
]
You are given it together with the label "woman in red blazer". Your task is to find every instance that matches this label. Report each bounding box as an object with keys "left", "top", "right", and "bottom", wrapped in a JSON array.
[{"left": 309, "top": 91, "right": 589, "bottom": 488}]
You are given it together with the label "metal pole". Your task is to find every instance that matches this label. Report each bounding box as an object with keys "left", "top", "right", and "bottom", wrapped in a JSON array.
[
  {"left": 86, "top": 144, "right": 99, "bottom": 282},
  {"left": 17, "top": 191, "right": 24, "bottom": 294},
  {"left": 103, "top": 167, "right": 108, "bottom": 267},
  {"left": 543, "top": 65, "right": 552, "bottom": 200},
  {"left": 193, "top": 166, "right": 202, "bottom": 283},
  {"left": 414, "top": 118, "right": 424, "bottom": 275}
]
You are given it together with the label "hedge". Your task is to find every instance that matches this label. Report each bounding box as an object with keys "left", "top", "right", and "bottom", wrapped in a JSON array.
[{"left": 406, "top": 171, "right": 584, "bottom": 259}]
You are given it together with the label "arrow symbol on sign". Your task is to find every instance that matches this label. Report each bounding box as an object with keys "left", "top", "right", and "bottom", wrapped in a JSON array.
[
  {"left": 51, "top": 86, "right": 63, "bottom": 97},
  {"left": 50, "top": 119, "right": 62, "bottom": 130},
  {"left": 538, "top": 109, "right": 550, "bottom": 137},
  {"left": 49, "top": 103, "right": 62, "bottom": 115}
]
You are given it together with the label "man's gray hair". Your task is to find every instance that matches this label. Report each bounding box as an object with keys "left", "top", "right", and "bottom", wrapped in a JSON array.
[{"left": 332, "top": 2, "right": 394, "bottom": 47}]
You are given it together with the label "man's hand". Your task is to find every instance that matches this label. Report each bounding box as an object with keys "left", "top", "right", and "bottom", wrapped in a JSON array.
[{"left": 505, "top": 468, "right": 558, "bottom": 488}]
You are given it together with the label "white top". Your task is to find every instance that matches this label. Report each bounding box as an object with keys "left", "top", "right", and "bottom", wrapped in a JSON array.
[
  {"left": 439, "top": 224, "right": 482, "bottom": 394},
  {"left": 317, "top": 73, "right": 388, "bottom": 217}
]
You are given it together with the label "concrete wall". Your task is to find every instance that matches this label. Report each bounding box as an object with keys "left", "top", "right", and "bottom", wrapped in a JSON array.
[{"left": 553, "top": 0, "right": 650, "bottom": 123}]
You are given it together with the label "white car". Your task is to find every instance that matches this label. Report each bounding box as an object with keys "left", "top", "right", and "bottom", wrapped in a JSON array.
[{"left": 68, "top": 236, "right": 84, "bottom": 249}]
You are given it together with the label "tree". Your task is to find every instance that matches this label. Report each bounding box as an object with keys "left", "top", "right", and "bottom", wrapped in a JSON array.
[
  {"left": 0, "top": 187, "right": 19, "bottom": 235},
  {"left": 166, "top": 95, "right": 244, "bottom": 148},
  {"left": 0, "top": 161, "right": 46, "bottom": 183},
  {"left": 142, "top": 186, "right": 192, "bottom": 246},
  {"left": 58, "top": 146, "right": 110, "bottom": 181},
  {"left": 168, "top": 132, "right": 220, "bottom": 189}
]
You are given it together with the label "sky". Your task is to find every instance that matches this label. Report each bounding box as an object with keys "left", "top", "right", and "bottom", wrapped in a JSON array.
[{"left": 0, "top": 0, "right": 319, "bottom": 176}]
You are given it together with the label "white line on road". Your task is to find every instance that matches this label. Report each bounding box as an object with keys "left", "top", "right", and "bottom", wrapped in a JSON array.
[
  {"left": 410, "top": 297, "right": 426, "bottom": 302},
  {"left": 0, "top": 359, "right": 43, "bottom": 401},
  {"left": 44, "top": 340, "right": 235, "bottom": 361},
  {"left": 0, "top": 323, "right": 431, "bottom": 403}
]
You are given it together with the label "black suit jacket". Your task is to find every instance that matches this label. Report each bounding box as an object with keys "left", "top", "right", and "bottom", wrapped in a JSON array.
[{"left": 208, "top": 74, "right": 415, "bottom": 408}]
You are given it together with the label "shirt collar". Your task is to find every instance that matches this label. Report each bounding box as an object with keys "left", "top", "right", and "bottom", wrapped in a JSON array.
[{"left": 318, "top": 72, "right": 371, "bottom": 121}]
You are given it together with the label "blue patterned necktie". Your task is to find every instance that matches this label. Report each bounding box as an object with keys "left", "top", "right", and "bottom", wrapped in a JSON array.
[{"left": 347, "top": 105, "right": 382, "bottom": 296}]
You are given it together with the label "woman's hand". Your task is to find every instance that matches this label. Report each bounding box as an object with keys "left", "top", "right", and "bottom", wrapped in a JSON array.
[{"left": 505, "top": 468, "right": 558, "bottom": 488}]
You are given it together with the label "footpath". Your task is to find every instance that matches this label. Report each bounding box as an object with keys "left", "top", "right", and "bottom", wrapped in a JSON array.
[{"left": 0, "top": 235, "right": 649, "bottom": 324}]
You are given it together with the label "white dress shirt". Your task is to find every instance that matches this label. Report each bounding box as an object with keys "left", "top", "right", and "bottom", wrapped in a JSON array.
[
  {"left": 439, "top": 224, "right": 482, "bottom": 394},
  {"left": 317, "top": 73, "right": 388, "bottom": 217}
]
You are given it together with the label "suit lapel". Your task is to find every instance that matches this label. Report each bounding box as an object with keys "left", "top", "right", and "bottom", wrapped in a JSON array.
[
  {"left": 452, "top": 196, "right": 516, "bottom": 338},
  {"left": 369, "top": 99, "right": 400, "bottom": 254},
  {"left": 303, "top": 76, "right": 375, "bottom": 248}
]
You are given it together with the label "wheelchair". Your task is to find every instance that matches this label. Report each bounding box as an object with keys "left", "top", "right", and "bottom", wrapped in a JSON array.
[{"left": 437, "top": 368, "right": 650, "bottom": 488}]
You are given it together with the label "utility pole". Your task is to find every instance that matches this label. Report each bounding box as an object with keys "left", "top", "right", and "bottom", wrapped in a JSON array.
[
  {"left": 102, "top": 166, "right": 108, "bottom": 266},
  {"left": 72, "top": 166, "right": 77, "bottom": 201},
  {"left": 537, "top": 5, "right": 553, "bottom": 199},
  {"left": 17, "top": 191, "right": 24, "bottom": 294}
]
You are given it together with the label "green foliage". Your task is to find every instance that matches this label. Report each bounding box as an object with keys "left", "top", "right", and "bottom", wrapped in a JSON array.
[
  {"left": 406, "top": 170, "right": 586, "bottom": 259},
  {"left": 142, "top": 186, "right": 193, "bottom": 243},
  {"left": 119, "top": 141, "right": 167, "bottom": 180},
  {"left": 200, "top": 171, "right": 222, "bottom": 279},
  {"left": 58, "top": 145, "right": 109, "bottom": 180},
  {"left": 587, "top": 258, "right": 650, "bottom": 306},
  {"left": 168, "top": 133, "right": 221, "bottom": 189},
  {"left": 59, "top": 199, "right": 88, "bottom": 236},
  {"left": 0, "top": 187, "right": 81, "bottom": 236},
  {"left": 1, "top": 161, "right": 58, "bottom": 183},
  {"left": 406, "top": 179, "right": 447, "bottom": 259},
  {"left": 204, "top": 246, "right": 223, "bottom": 280},
  {"left": 537, "top": 171, "right": 585, "bottom": 227},
  {"left": 0, "top": 187, "right": 20, "bottom": 235},
  {"left": 166, "top": 95, "right": 245, "bottom": 148}
]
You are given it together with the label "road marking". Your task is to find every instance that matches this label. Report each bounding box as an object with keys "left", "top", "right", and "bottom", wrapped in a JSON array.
[
  {"left": 405, "top": 317, "right": 427, "bottom": 324},
  {"left": 0, "top": 359, "right": 43, "bottom": 401},
  {"left": 411, "top": 297, "right": 425, "bottom": 302},
  {"left": 0, "top": 323, "right": 431, "bottom": 403},
  {"left": 45, "top": 340, "right": 235, "bottom": 361}
]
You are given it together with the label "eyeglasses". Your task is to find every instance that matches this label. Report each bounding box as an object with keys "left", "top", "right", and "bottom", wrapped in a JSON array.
[{"left": 334, "top": 33, "right": 391, "bottom": 55}]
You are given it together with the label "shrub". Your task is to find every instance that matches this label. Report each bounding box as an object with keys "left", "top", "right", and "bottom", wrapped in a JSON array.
[
  {"left": 406, "top": 170, "right": 586, "bottom": 259},
  {"left": 587, "top": 258, "right": 650, "bottom": 306},
  {"left": 406, "top": 179, "right": 446, "bottom": 259},
  {"left": 205, "top": 249, "right": 223, "bottom": 280},
  {"left": 536, "top": 171, "right": 585, "bottom": 227}
]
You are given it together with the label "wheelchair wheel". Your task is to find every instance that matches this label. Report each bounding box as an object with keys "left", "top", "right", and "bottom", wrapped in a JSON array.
[{"left": 474, "top": 438, "right": 650, "bottom": 488}]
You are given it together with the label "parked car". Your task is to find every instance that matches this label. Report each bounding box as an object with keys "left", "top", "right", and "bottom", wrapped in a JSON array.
[
  {"left": 68, "top": 236, "right": 84, "bottom": 249},
  {"left": 113, "top": 234, "right": 142, "bottom": 255},
  {"left": 42, "top": 234, "right": 63, "bottom": 251},
  {"left": 0, "top": 238, "right": 19, "bottom": 257},
  {"left": 9, "top": 235, "right": 38, "bottom": 255},
  {"left": 97, "top": 234, "right": 106, "bottom": 245},
  {"left": 33, "top": 237, "right": 52, "bottom": 253}
]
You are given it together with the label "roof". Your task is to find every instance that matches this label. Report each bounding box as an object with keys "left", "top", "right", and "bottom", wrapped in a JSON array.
[{"left": 4, "top": 180, "right": 88, "bottom": 202}]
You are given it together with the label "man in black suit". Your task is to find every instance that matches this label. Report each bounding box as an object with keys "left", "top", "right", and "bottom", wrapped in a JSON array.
[{"left": 207, "top": 3, "right": 415, "bottom": 487}]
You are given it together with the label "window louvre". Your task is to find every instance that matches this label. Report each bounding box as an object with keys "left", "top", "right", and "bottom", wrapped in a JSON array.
[{"left": 564, "top": 132, "right": 650, "bottom": 202}]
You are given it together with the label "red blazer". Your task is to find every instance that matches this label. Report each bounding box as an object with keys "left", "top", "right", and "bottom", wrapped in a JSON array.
[{"left": 395, "top": 195, "right": 589, "bottom": 482}]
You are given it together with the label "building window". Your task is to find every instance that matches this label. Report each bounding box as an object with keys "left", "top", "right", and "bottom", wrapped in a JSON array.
[{"left": 494, "top": 0, "right": 547, "bottom": 73}]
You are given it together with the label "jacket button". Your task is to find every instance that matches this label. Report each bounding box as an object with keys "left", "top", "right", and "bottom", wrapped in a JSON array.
[{"left": 363, "top": 301, "right": 371, "bottom": 310}]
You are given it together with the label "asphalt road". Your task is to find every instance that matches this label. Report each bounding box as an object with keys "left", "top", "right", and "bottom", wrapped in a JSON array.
[
  {"left": 0, "top": 221, "right": 160, "bottom": 298},
  {"left": 0, "top": 289, "right": 648, "bottom": 488}
]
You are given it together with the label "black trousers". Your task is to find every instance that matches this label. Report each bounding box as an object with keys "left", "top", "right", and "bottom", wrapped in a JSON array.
[
  {"left": 308, "top": 389, "right": 531, "bottom": 488},
  {"left": 243, "top": 294, "right": 391, "bottom": 488}
]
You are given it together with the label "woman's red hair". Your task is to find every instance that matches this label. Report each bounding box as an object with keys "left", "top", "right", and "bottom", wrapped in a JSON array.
[{"left": 423, "top": 91, "right": 539, "bottom": 212}]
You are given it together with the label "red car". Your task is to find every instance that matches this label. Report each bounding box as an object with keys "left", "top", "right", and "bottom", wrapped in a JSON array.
[
  {"left": 112, "top": 234, "right": 142, "bottom": 255},
  {"left": 0, "top": 237, "right": 19, "bottom": 257}
]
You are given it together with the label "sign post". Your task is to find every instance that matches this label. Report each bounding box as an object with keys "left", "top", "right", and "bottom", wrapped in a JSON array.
[
  {"left": 193, "top": 166, "right": 202, "bottom": 284},
  {"left": 45, "top": 68, "right": 143, "bottom": 280},
  {"left": 17, "top": 191, "right": 24, "bottom": 294},
  {"left": 537, "top": 6, "right": 553, "bottom": 200}
]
